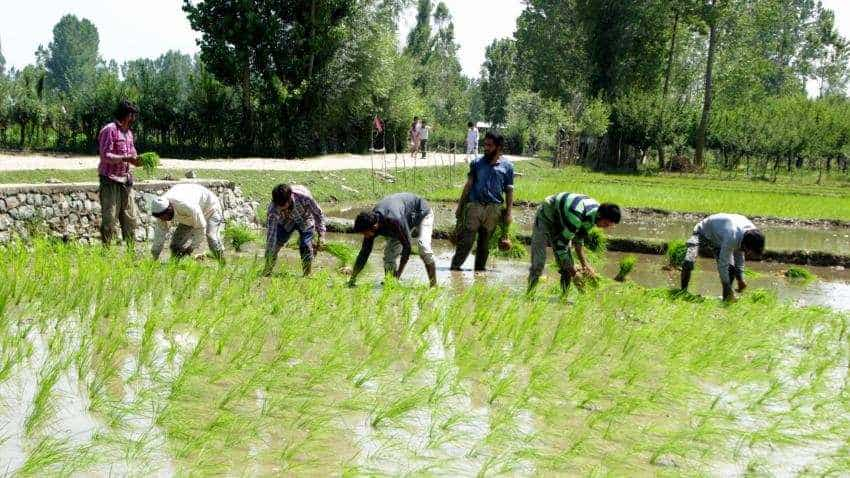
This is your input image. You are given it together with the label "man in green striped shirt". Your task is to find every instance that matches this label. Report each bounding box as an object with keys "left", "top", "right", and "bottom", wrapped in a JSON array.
[{"left": 527, "top": 193, "right": 621, "bottom": 295}]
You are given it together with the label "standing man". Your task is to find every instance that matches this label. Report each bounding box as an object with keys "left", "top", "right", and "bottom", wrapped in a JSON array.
[
  {"left": 98, "top": 100, "right": 141, "bottom": 246},
  {"left": 465, "top": 121, "right": 479, "bottom": 163},
  {"left": 263, "top": 184, "right": 326, "bottom": 277},
  {"left": 527, "top": 193, "right": 621, "bottom": 295},
  {"left": 420, "top": 120, "right": 431, "bottom": 159},
  {"left": 349, "top": 193, "right": 436, "bottom": 287},
  {"left": 680, "top": 213, "right": 766, "bottom": 301},
  {"left": 150, "top": 183, "right": 224, "bottom": 261},
  {"left": 450, "top": 131, "right": 514, "bottom": 272}
]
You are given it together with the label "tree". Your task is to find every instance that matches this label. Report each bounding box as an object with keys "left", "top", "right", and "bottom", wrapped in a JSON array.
[
  {"left": 480, "top": 38, "right": 516, "bottom": 126},
  {"left": 406, "top": 0, "right": 433, "bottom": 60},
  {"left": 184, "top": 0, "right": 356, "bottom": 154},
  {"left": 0, "top": 36, "right": 6, "bottom": 76},
  {"left": 45, "top": 15, "right": 99, "bottom": 93},
  {"left": 694, "top": 0, "right": 721, "bottom": 167}
]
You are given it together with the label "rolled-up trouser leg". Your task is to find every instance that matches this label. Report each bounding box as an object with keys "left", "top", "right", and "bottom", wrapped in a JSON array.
[
  {"left": 298, "top": 227, "right": 315, "bottom": 275},
  {"left": 170, "top": 224, "right": 196, "bottom": 258},
  {"left": 451, "top": 203, "right": 478, "bottom": 269},
  {"left": 98, "top": 177, "right": 121, "bottom": 245},
  {"left": 527, "top": 212, "right": 549, "bottom": 292},
  {"left": 118, "top": 184, "right": 138, "bottom": 245},
  {"left": 416, "top": 210, "right": 436, "bottom": 267},
  {"left": 206, "top": 211, "right": 225, "bottom": 259},
  {"left": 383, "top": 237, "right": 403, "bottom": 275},
  {"left": 473, "top": 203, "right": 500, "bottom": 271}
]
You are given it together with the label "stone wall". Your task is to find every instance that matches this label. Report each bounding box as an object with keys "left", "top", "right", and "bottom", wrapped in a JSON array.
[{"left": 0, "top": 180, "right": 259, "bottom": 244}]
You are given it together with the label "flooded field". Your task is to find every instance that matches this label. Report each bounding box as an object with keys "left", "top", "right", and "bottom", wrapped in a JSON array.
[
  {"left": 2, "top": 238, "right": 850, "bottom": 476},
  {"left": 328, "top": 202, "right": 850, "bottom": 255}
]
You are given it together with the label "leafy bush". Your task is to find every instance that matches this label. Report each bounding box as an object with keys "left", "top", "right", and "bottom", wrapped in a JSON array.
[{"left": 224, "top": 222, "right": 257, "bottom": 252}]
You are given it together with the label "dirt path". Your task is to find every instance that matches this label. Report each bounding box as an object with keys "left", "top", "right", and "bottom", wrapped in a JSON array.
[{"left": 0, "top": 152, "right": 533, "bottom": 172}]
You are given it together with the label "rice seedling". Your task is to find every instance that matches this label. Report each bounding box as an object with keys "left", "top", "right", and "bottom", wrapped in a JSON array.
[
  {"left": 137, "top": 152, "right": 161, "bottom": 174},
  {"left": 666, "top": 239, "right": 688, "bottom": 269},
  {"left": 584, "top": 227, "right": 607, "bottom": 254},
  {"left": 489, "top": 220, "right": 527, "bottom": 259},
  {"left": 784, "top": 266, "right": 816, "bottom": 281},
  {"left": 615, "top": 255, "right": 637, "bottom": 282},
  {"left": 223, "top": 222, "right": 257, "bottom": 252},
  {"left": 322, "top": 241, "right": 357, "bottom": 267}
]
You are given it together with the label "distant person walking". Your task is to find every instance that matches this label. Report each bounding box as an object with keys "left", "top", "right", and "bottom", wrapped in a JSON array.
[
  {"left": 680, "top": 213, "right": 766, "bottom": 301},
  {"left": 409, "top": 116, "right": 422, "bottom": 158},
  {"left": 349, "top": 193, "right": 437, "bottom": 287},
  {"left": 527, "top": 193, "right": 621, "bottom": 295},
  {"left": 465, "top": 122, "right": 479, "bottom": 163},
  {"left": 420, "top": 120, "right": 431, "bottom": 159},
  {"left": 150, "top": 183, "right": 224, "bottom": 261},
  {"left": 98, "top": 100, "right": 141, "bottom": 246},
  {"left": 263, "top": 184, "right": 326, "bottom": 277},
  {"left": 450, "top": 131, "right": 514, "bottom": 271}
]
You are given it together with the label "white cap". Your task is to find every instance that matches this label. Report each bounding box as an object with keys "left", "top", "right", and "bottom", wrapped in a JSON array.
[{"left": 150, "top": 196, "right": 170, "bottom": 214}]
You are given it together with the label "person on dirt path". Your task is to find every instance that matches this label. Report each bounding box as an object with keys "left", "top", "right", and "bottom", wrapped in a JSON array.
[
  {"left": 410, "top": 116, "right": 422, "bottom": 158},
  {"left": 680, "top": 213, "right": 765, "bottom": 302},
  {"left": 98, "top": 99, "right": 141, "bottom": 247},
  {"left": 527, "top": 193, "right": 621, "bottom": 295},
  {"left": 420, "top": 120, "right": 431, "bottom": 159},
  {"left": 349, "top": 193, "right": 437, "bottom": 287},
  {"left": 450, "top": 131, "right": 514, "bottom": 272},
  {"left": 150, "top": 183, "right": 225, "bottom": 262},
  {"left": 465, "top": 121, "right": 479, "bottom": 163},
  {"left": 263, "top": 184, "right": 326, "bottom": 277}
]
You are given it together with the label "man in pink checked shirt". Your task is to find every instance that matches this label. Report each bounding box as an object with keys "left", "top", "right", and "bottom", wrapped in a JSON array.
[{"left": 98, "top": 100, "right": 141, "bottom": 246}]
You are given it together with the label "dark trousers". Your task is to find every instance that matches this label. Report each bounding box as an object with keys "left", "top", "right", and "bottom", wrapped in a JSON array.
[
  {"left": 267, "top": 223, "right": 315, "bottom": 275},
  {"left": 98, "top": 176, "right": 137, "bottom": 245},
  {"left": 420, "top": 139, "right": 428, "bottom": 158}
]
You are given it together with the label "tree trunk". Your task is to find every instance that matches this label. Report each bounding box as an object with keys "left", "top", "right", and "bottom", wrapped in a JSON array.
[
  {"left": 657, "top": 8, "right": 680, "bottom": 170},
  {"left": 241, "top": 65, "right": 253, "bottom": 152},
  {"left": 694, "top": 0, "right": 718, "bottom": 167}
]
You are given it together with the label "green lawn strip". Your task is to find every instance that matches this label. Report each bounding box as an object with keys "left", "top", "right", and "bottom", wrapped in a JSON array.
[{"left": 1, "top": 160, "right": 849, "bottom": 220}]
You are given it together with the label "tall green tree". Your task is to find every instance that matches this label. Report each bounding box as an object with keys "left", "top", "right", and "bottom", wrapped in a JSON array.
[
  {"left": 480, "top": 38, "right": 516, "bottom": 126},
  {"left": 406, "top": 0, "right": 433, "bottom": 59},
  {"left": 0, "top": 37, "right": 6, "bottom": 76},
  {"left": 45, "top": 15, "right": 99, "bottom": 93}
]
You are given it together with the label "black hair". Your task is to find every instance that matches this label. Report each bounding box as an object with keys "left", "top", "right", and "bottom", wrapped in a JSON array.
[
  {"left": 354, "top": 211, "right": 381, "bottom": 233},
  {"left": 597, "top": 203, "right": 622, "bottom": 224},
  {"left": 271, "top": 184, "right": 293, "bottom": 207},
  {"left": 742, "top": 229, "right": 765, "bottom": 253},
  {"left": 484, "top": 131, "right": 505, "bottom": 149},
  {"left": 115, "top": 99, "right": 139, "bottom": 121},
  {"left": 468, "top": 121, "right": 474, "bottom": 128}
]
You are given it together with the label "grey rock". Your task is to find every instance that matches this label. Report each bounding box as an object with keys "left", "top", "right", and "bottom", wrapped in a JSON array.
[
  {"left": 5, "top": 197, "right": 19, "bottom": 209},
  {"left": 0, "top": 231, "right": 9, "bottom": 243},
  {"left": 10, "top": 205, "right": 35, "bottom": 220},
  {"left": 46, "top": 178, "right": 64, "bottom": 184},
  {"left": 652, "top": 455, "right": 678, "bottom": 468},
  {"left": 185, "top": 170, "right": 198, "bottom": 179}
]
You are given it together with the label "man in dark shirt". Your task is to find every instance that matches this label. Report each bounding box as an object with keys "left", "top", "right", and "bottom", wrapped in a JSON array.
[{"left": 349, "top": 193, "right": 437, "bottom": 287}]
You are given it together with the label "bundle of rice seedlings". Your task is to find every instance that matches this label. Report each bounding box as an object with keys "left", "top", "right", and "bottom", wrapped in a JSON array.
[
  {"left": 615, "top": 255, "right": 637, "bottom": 282},
  {"left": 323, "top": 241, "right": 356, "bottom": 267},
  {"left": 666, "top": 240, "right": 688, "bottom": 269},
  {"left": 224, "top": 222, "right": 257, "bottom": 252},
  {"left": 784, "top": 266, "right": 815, "bottom": 281},
  {"left": 138, "top": 152, "right": 161, "bottom": 174}
]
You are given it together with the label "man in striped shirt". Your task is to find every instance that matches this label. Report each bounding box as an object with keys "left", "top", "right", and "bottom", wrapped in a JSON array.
[
  {"left": 263, "top": 184, "right": 326, "bottom": 276},
  {"left": 527, "top": 192, "right": 621, "bottom": 295}
]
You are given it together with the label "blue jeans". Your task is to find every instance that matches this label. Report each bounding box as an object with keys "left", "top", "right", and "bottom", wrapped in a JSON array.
[{"left": 267, "top": 223, "right": 315, "bottom": 275}]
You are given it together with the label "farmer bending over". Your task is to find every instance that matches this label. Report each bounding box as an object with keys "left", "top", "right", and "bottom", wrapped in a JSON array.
[
  {"left": 527, "top": 193, "right": 621, "bottom": 295},
  {"left": 680, "top": 213, "right": 765, "bottom": 301},
  {"left": 150, "top": 183, "right": 224, "bottom": 261},
  {"left": 450, "top": 131, "right": 514, "bottom": 271},
  {"left": 263, "top": 184, "right": 326, "bottom": 277},
  {"left": 349, "top": 193, "right": 436, "bottom": 287}
]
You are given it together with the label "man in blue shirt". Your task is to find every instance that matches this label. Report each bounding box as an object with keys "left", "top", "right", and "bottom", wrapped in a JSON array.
[{"left": 450, "top": 131, "right": 515, "bottom": 271}]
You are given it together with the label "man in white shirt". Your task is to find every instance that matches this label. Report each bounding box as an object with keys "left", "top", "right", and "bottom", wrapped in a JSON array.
[
  {"left": 466, "top": 121, "right": 479, "bottom": 163},
  {"left": 149, "top": 183, "right": 225, "bottom": 261},
  {"left": 420, "top": 120, "right": 431, "bottom": 159}
]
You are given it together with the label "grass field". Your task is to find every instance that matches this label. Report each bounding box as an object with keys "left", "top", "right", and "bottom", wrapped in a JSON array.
[
  {"left": 2, "top": 241, "right": 850, "bottom": 475},
  {"left": 2, "top": 160, "right": 850, "bottom": 220}
]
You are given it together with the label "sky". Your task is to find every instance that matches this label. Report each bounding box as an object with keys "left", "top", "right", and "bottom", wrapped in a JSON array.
[{"left": 1, "top": 0, "right": 849, "bottom": 80}]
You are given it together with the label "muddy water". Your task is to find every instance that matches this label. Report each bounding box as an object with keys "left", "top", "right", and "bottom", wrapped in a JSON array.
[
  {"left": 327, "top": 202, "right": 850, "bottom": 255},
  {"left": 300, "top": 233, "right": 850, "bottom": 311}
]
